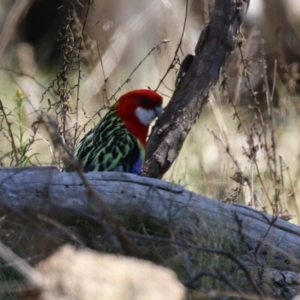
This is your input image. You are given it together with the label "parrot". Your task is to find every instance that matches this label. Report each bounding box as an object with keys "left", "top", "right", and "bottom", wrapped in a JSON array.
[{"left": 65, "top": 89, "right": 163, "bottom": 174}]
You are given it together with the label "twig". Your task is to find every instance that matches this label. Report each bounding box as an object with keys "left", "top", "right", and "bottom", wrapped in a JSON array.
[
  {"left": 37, "top": 213, "right": 85, "bottom": 247},
  {"left": 0, "top": 99, "right": 18, "bottom": 164},
  {"left": 111, "top": 40, "right": 170, "bottom": 101},
  {"left": 213, "top": 267, "right": 244, "bottom": 295},
  {"left": 78, "top": 40, "right": 170, "bottom": 137},
  {"left": 97, "top": 41, "right": 108, "bottom": 105},
  {"left": 0, "top": 241, "right": 44, "bottom": 289},
  {"left": 0, "top": 68, "right": 54, "bottom": 98},
  {"left": 42, "top": 115, "right": 138, "bottom": 256},
  {"left": 279, "top": 155, "right": 300, "bottom": 224},
  {"left": 125, "top": 230, "right": 263, "bottom": 296},
  {"left": 155, "top": 0, "right": 189, "bottom": 91}
]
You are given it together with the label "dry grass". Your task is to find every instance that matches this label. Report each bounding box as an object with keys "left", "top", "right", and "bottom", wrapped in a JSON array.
[{"left": 0, "top": 0, "right": 300, "bottom": 299}]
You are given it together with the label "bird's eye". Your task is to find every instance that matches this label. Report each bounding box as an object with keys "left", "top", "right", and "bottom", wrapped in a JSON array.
[{"left": 141, "top": 97, "right": 153, "bottom": 107}]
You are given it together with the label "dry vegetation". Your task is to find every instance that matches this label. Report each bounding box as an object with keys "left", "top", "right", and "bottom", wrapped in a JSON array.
[{"left": 0, "top": 0, "right": 300, "bottom": 299}]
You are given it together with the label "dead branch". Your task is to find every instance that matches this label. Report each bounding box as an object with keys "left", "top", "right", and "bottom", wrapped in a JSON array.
[{"left": 143, "top": 0, "right": 250, "bottom": 178}]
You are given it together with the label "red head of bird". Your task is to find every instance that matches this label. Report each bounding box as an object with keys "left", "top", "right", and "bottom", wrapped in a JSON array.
[{"left": 115, "top": 89, "right": 163, "bottom": 147}]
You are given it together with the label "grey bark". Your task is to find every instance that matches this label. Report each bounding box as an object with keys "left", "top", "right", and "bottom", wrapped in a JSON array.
[{"left": 0, "top": 167, "right": 299, "bottom": 264}]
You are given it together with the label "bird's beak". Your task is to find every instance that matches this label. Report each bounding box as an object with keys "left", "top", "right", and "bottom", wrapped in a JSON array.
[{"left": 154, "top": 105, "right": 163, "bottom": 118}]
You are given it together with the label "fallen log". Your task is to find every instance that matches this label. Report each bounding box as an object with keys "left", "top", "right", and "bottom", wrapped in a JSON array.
[{"left": 0, "top": 166, "right": 299, "bottom": 264}]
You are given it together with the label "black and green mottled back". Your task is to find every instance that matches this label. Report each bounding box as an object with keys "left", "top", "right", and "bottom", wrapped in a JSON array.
[{"left": 67, "top": 106, "right": 145, "bottom": 173}]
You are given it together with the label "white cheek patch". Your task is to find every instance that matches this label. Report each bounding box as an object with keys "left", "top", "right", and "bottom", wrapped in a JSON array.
[{"left": 135, "top": 107, "right": 157, "bottom": 125}]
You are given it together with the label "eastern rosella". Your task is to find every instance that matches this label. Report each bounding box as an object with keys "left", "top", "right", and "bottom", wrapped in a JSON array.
[{"left": 65, "top": 89, "right": 163, "bottom": 174}]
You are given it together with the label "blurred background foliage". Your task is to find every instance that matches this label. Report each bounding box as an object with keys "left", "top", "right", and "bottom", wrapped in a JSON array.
[{"left": 0, "top": 0, "right": 300, "bottom": 222}]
